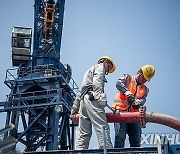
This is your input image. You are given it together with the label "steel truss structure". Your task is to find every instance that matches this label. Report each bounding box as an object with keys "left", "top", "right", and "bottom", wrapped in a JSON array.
[{"left": 1, "top": 0, "right": 78, "bottom": 152}]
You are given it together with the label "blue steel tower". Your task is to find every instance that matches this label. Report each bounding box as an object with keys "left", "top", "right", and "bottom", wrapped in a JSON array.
[{"left": 3, "top": 0, "right": 78, "bottom": 152}]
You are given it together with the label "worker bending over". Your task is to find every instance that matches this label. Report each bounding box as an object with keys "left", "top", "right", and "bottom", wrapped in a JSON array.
[
  {"left": 112, "top": 65, "right": 155, "bottom": 148},
  {"left": 71, "top": 56, "right": 116, "bottom": 149}
]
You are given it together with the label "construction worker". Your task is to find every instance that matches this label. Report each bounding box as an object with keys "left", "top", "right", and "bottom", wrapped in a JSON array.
[
  {"left": 112, "top": 65, "right": 155, "bottom": 148},
  {"left": 71, "top": 56, "right": 116, "bottom": 149}
]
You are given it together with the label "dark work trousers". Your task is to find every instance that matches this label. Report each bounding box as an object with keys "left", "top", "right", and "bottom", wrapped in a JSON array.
[{"left": 114, "top": 122, "right": 141, "bottom": 148}]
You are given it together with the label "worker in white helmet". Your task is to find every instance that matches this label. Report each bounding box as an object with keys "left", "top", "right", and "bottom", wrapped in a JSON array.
[
  {"left": 112, "top": 65, "right": 155, "bottom": 148},
  {"left": 71, "top": 56, "right": 116, "bottom": 149}
]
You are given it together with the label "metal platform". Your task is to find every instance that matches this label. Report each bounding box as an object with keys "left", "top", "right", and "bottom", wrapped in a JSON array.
[{"left": 23, "top": 145, "right": 180, "bottom": 154}]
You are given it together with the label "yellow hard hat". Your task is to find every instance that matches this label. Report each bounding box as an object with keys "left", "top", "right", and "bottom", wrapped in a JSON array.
[
  {"left": 141, "top": 65, "right": 155, "bottom": 82},
  {"left": 98, "top": 56, "right": 116, "bottom": 73}
]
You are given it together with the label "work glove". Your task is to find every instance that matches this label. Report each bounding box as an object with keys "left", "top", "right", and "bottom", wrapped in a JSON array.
[
  {"left": 125, "top": 91, "right": 135, "bottom": 105},
  {"left": 71, "top": 98, "right": 80, "bottom": 115},
  {"left": 99, "top": 93, "right": 107, "bottom": 108},
  {"left": 132, "top": 99, "right": 141, "bottom": 110}
]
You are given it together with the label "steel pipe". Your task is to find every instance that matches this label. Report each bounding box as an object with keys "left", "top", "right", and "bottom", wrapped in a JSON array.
[
  {"left": 72, "top": 112, "right": 141, "bottom": 125},
  {"left": 106, "top": 112, "right": 141, "bottom": 123},
  {"left": 72, "top": 110, "right": 180, "bottom": 132}
]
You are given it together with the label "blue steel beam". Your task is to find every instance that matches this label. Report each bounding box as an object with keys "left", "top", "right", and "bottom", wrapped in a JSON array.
[
  {"left": 32, "top": 0, "right": 65, "bottom": 68},
  {"left": 17, "top": 107, "right": 48, "bottom": 141}
]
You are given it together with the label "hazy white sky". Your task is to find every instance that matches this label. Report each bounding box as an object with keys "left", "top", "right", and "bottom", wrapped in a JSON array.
[{"left": 0, "top": 0, "right": 180, "bottom": 150}]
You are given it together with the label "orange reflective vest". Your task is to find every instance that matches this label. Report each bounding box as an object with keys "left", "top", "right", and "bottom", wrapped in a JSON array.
[{"left": 112, "top": 76, "right": 148, "bottom": 112}]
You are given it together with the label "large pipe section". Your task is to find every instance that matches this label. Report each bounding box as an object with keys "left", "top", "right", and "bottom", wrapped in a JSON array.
[
  {"left": 73, "top": 112, "right": 140, "bottom": 124},
  {"left": 146, "top": 112, "right": 180, "bottom": 132},
  {"left": 72, "top": 107, "right": 180, "bottom": 132}
]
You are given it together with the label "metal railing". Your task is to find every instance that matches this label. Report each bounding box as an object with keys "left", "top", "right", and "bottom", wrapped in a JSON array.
[{"left": 5, "top": 64, "right": 79, "bottom": 94}]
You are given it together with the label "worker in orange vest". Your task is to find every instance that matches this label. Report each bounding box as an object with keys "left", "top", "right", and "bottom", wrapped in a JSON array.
[{"left": 112, "top": 65, "right": 155, "bottom": 148}]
